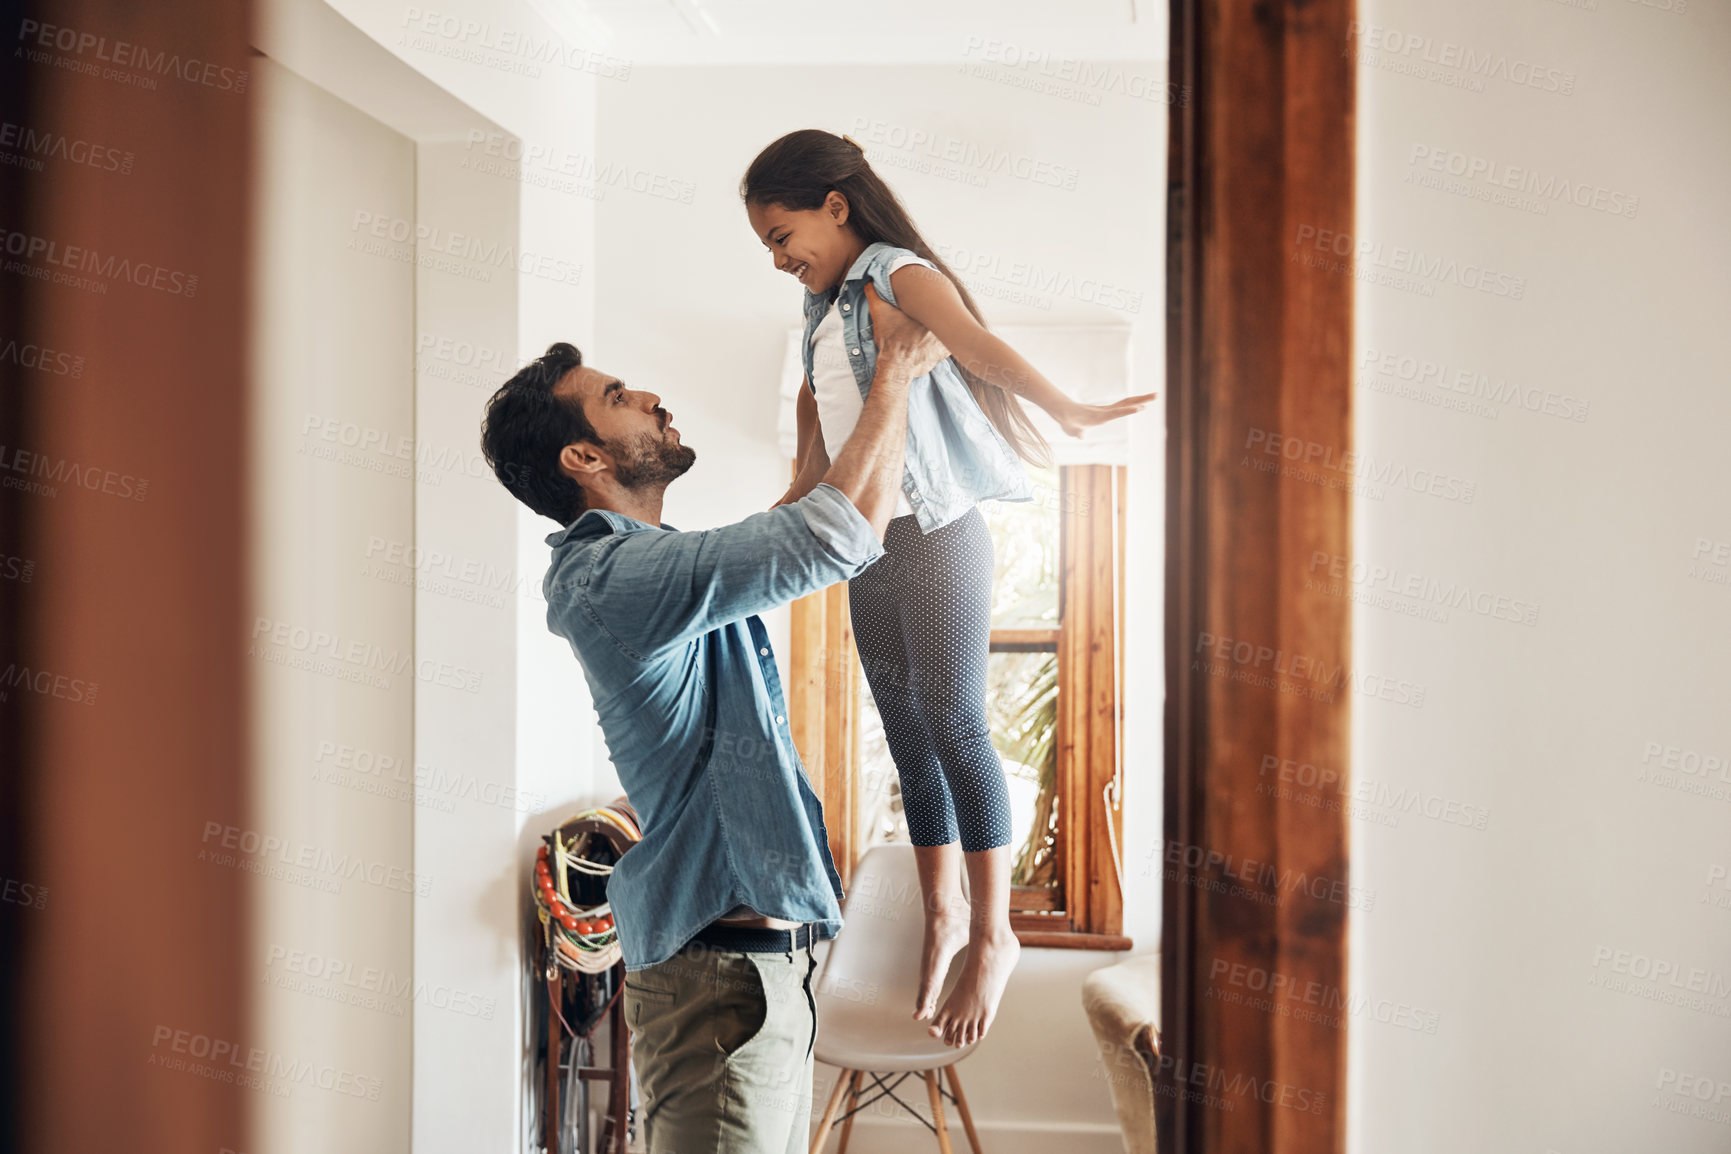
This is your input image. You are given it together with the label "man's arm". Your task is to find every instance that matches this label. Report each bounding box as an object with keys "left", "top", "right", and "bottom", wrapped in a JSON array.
[
  {"left": 566, "top": 489, "right": 878, "bottom": 659},
  {"left": 568, "top": 286, "right": 943, "bottom": 658}
]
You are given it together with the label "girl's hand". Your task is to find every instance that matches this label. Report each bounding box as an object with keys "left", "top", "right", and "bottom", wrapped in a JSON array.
[{"left": 1055, "top": 392, "right": 1158, "bottom": 438}]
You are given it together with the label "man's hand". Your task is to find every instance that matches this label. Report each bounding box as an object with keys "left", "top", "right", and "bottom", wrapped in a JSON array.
[{"left": 865, "top": 282, "right": 947, "bottom": 385}]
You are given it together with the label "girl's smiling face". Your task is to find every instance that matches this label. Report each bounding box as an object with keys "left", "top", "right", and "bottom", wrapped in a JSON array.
[{"left": 746, "top": 193, "right": 867, "bottom": 295}]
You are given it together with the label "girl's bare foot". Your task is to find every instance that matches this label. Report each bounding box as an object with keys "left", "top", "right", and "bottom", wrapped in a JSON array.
[
  {"left": 914, "top": 909, "right": 970, "bottom": 1020},
  {"left": 927, "top": 927, "right": 1020, "bottom": 1047},
  {"left": 910, "top": 842, "right": 968, "bottom": 1020}
]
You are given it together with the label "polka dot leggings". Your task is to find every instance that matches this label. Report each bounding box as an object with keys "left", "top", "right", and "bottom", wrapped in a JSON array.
[{"left": 848, "top": 506, "right": 1012, "bottom": 853}]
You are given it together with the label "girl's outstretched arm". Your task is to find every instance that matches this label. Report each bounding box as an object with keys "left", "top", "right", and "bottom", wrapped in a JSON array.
[{"left": 889, "top": 264, "right": 1157, "bottom": 438}]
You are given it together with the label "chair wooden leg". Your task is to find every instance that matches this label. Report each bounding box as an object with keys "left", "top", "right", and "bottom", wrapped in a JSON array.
[
  {"left": 836, "top": 1070, "right": 863, "bottom": 1154},
  {"left": 924, "top": 1069, "right": 955, "bottom": 1154},
  {"left": 944, "top": 1066, "right": 983, "bottom": 1153},
  {"left": 809, "top": 1069, "right": 854, "bottom": 1153}
]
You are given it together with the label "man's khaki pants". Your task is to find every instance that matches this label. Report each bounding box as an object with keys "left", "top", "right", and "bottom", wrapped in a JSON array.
[{"left": 624, "top": 939, "right": 819, "bottom": 1154}]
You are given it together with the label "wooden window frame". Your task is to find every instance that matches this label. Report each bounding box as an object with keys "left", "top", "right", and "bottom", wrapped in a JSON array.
[
  {"left": 791, "top": 463, "right": 1131, "bottom": 952},
  {"left": 788, "top": 567, "right": 860, "bottom": 889}
]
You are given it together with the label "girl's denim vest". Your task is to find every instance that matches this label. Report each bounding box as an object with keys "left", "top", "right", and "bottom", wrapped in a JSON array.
[{"left": 799, "top": 242, "right": 1033, "bottom": 533}]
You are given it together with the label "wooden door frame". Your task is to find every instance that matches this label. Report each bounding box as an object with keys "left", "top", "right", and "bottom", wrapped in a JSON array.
[
  {"left": 1162, "top": 1, "right": 1356, "bottom": 1152},
  {"left": 0, "top": 2, "right": 255, "bottom": 1151}
]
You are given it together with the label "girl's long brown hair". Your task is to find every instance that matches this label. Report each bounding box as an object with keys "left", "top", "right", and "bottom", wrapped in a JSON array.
[{"left": 741, "top": 129, "right": 1053, "bottom": 469}]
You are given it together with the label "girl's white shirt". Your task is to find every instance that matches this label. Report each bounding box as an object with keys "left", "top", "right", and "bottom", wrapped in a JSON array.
[{"left": 807, "top": 253, "right": 921, "bottom": 521}]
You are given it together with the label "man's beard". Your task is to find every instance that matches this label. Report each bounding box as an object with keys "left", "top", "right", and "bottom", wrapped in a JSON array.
[{"left": 609, "top": 428, "right": 696, "bottom": 490}]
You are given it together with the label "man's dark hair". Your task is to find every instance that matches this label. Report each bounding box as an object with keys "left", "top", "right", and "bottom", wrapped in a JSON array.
[{"left": 479, "top": 342, "right": 598, "bottom": 524}]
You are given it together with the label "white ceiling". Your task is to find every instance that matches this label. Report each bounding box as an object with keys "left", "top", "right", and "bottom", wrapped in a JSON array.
[{"left": 525, "top": 0, "right": 1166, "bottom": 66}]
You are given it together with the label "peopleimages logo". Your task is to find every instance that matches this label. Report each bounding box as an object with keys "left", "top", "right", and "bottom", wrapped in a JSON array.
[
  {"left": 1406, "top": 144, "right": 1638, "bottom": 219},
  {"left": 0, "top": 661, "right": 97, "bottom": 705},
  {"left": 349, "top": 211, "right": 582, "bottom": 287},
  {"left": 1591, "top": 945, "right": 1731, "bottom": 999},
  {"left": 957, "top": 36, "right": 1189, "bottom": 106},
  {"left": 0, "top": 226, "right": 198, "bottom": 296},
  {"left": 0, "top": 337, "right": 84, "bottom": 378},
  {"left": 0, "top": 442, "right": 149, "bottom": 501},
  {"left": 1357, "top": 346, "right": 1590, "bottom": 424},
  {"left": 1292, "top": 224, "right": 1525, "bottom": 301},
  {"left": 1245, "top": 426, "right": 1477, "bottom": 504},
  {"left": 0, "top": 120, "right": 134, "bottom": 174},
  {"left": 199, "top": 820, "right": 433, "bottom": 898},
  {"left": 847, "top": 117, "right": 1081, "bottom": 191},
  {"left": 1159, "top": 839, "right": 1377, "bottom": 912},
  {"left": 1207, "top": 957, "right": 1441, "bottom": 1034},
  {"left": 16, "top": 19, "right": 250, "bottom": 92},
  {"left": 249, "top": 616, "right": 484, "bottom": 695},
  {"left": 264, "top": 944, "right": 498, "bottom": 1020},
  {"left": 1345, "top": 21, "right": 1576, "bottom": 95},
  {"left": 1306, "top": 550, "right": 1541, "bottom": 628},
  {"left": 1257, "top": 754, "right": 1491, "bottom": 831},
  {"left": 931, "top": 241, "right": 1144, "bottom": 314},
  {"left": 398, "top": 8, "right": 631, "bottom": 80},
  {"left": 148, "top": 1025, "right": 381, "bottom": 1100},
  {"left": 461, "top": 131, "right": 695, "bottom": 204}
]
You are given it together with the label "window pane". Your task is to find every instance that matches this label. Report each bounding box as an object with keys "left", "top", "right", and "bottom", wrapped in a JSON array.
[
  {"left": 983, "top": 465, "right": 1061, "bottom": 629},
  {"left": 988, "top": 650, "right": 1060, "bottom": 889},
  {"left": 854, "top": 673, "right": 905, "bottom": 847}
]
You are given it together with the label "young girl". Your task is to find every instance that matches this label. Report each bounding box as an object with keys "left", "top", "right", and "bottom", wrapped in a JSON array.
[{"left": 746, "top": 129, "right": 1153, "bottom": 1048}]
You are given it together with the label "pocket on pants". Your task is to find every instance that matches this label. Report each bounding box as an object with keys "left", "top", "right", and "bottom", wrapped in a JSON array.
[
  {"left": 624, "top": 972, "right": 678, "bottom": 1029},
  {"left": 713, "top": 954, "right": 768, "bottom": 1059}
]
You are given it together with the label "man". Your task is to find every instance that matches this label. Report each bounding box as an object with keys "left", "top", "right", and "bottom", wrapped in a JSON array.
[{"left": 479, "top": 285, "right": 945, "bottom": 1154}]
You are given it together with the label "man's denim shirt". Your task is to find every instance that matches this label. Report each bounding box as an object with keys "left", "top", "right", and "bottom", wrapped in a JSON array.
[
  {"left": 801, "top": 241, "right": 1033, "bottom": 533},
  {"left": 542, "top": 483, "right": 882, "bottom": 971}
]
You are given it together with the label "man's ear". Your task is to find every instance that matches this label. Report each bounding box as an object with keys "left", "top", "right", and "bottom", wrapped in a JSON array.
[
  {"left": 558, "top": 440, "right": 608, "bottom": 482},
  {"left": 825, "top": 189, "right": 850, "bottom": 227}
]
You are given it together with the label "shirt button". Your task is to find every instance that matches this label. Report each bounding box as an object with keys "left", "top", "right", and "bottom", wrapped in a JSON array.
[
  {"left": 775, "top": 715, "right": 785, "bottom": 725},
  {"left": 841, "top": 303, "right": 850, "bottom": 311},
  {"left": 759, "top": 647, "right": 769, "bottom": 656},
  {"left": 850, "top": 347, "right": 861, "bottom": 356}
]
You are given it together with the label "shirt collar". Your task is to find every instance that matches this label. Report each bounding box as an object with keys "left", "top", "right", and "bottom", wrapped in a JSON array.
[
  {"left": 840, "top": 242, "right": 888, "bottom": 286},
  {"left": 543, "top": 507, "right": 676, "bottom": 548}
]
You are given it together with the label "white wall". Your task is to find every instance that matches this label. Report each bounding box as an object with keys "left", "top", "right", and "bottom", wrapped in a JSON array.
[
  {"left": 409, "top": 137, "right": 524, "bottom": 1152},
  {"left": 1349, "top": 3, "right": 1731, "bottom": 1151},
  {"left": 255, "top": 2, "right": 600, "bottom": 1151},
  {"left": 322, "top": 0, "right": 609, "bottom": 807},
  {"left": 594, "top": 62, "right": 1166, "bottom": 1152},
  {"left": 249, "top": 54, "right": 417, "bottom": 1153}
]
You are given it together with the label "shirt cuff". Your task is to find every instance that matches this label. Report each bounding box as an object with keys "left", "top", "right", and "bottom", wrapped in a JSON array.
[{"left": 797, "top": 483, "right": 885, "bottom": 572}]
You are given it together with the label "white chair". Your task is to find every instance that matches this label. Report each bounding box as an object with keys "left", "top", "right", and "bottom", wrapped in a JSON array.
[{"left": 809, "top": 843, "right": 985, "bottom": 1154}]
